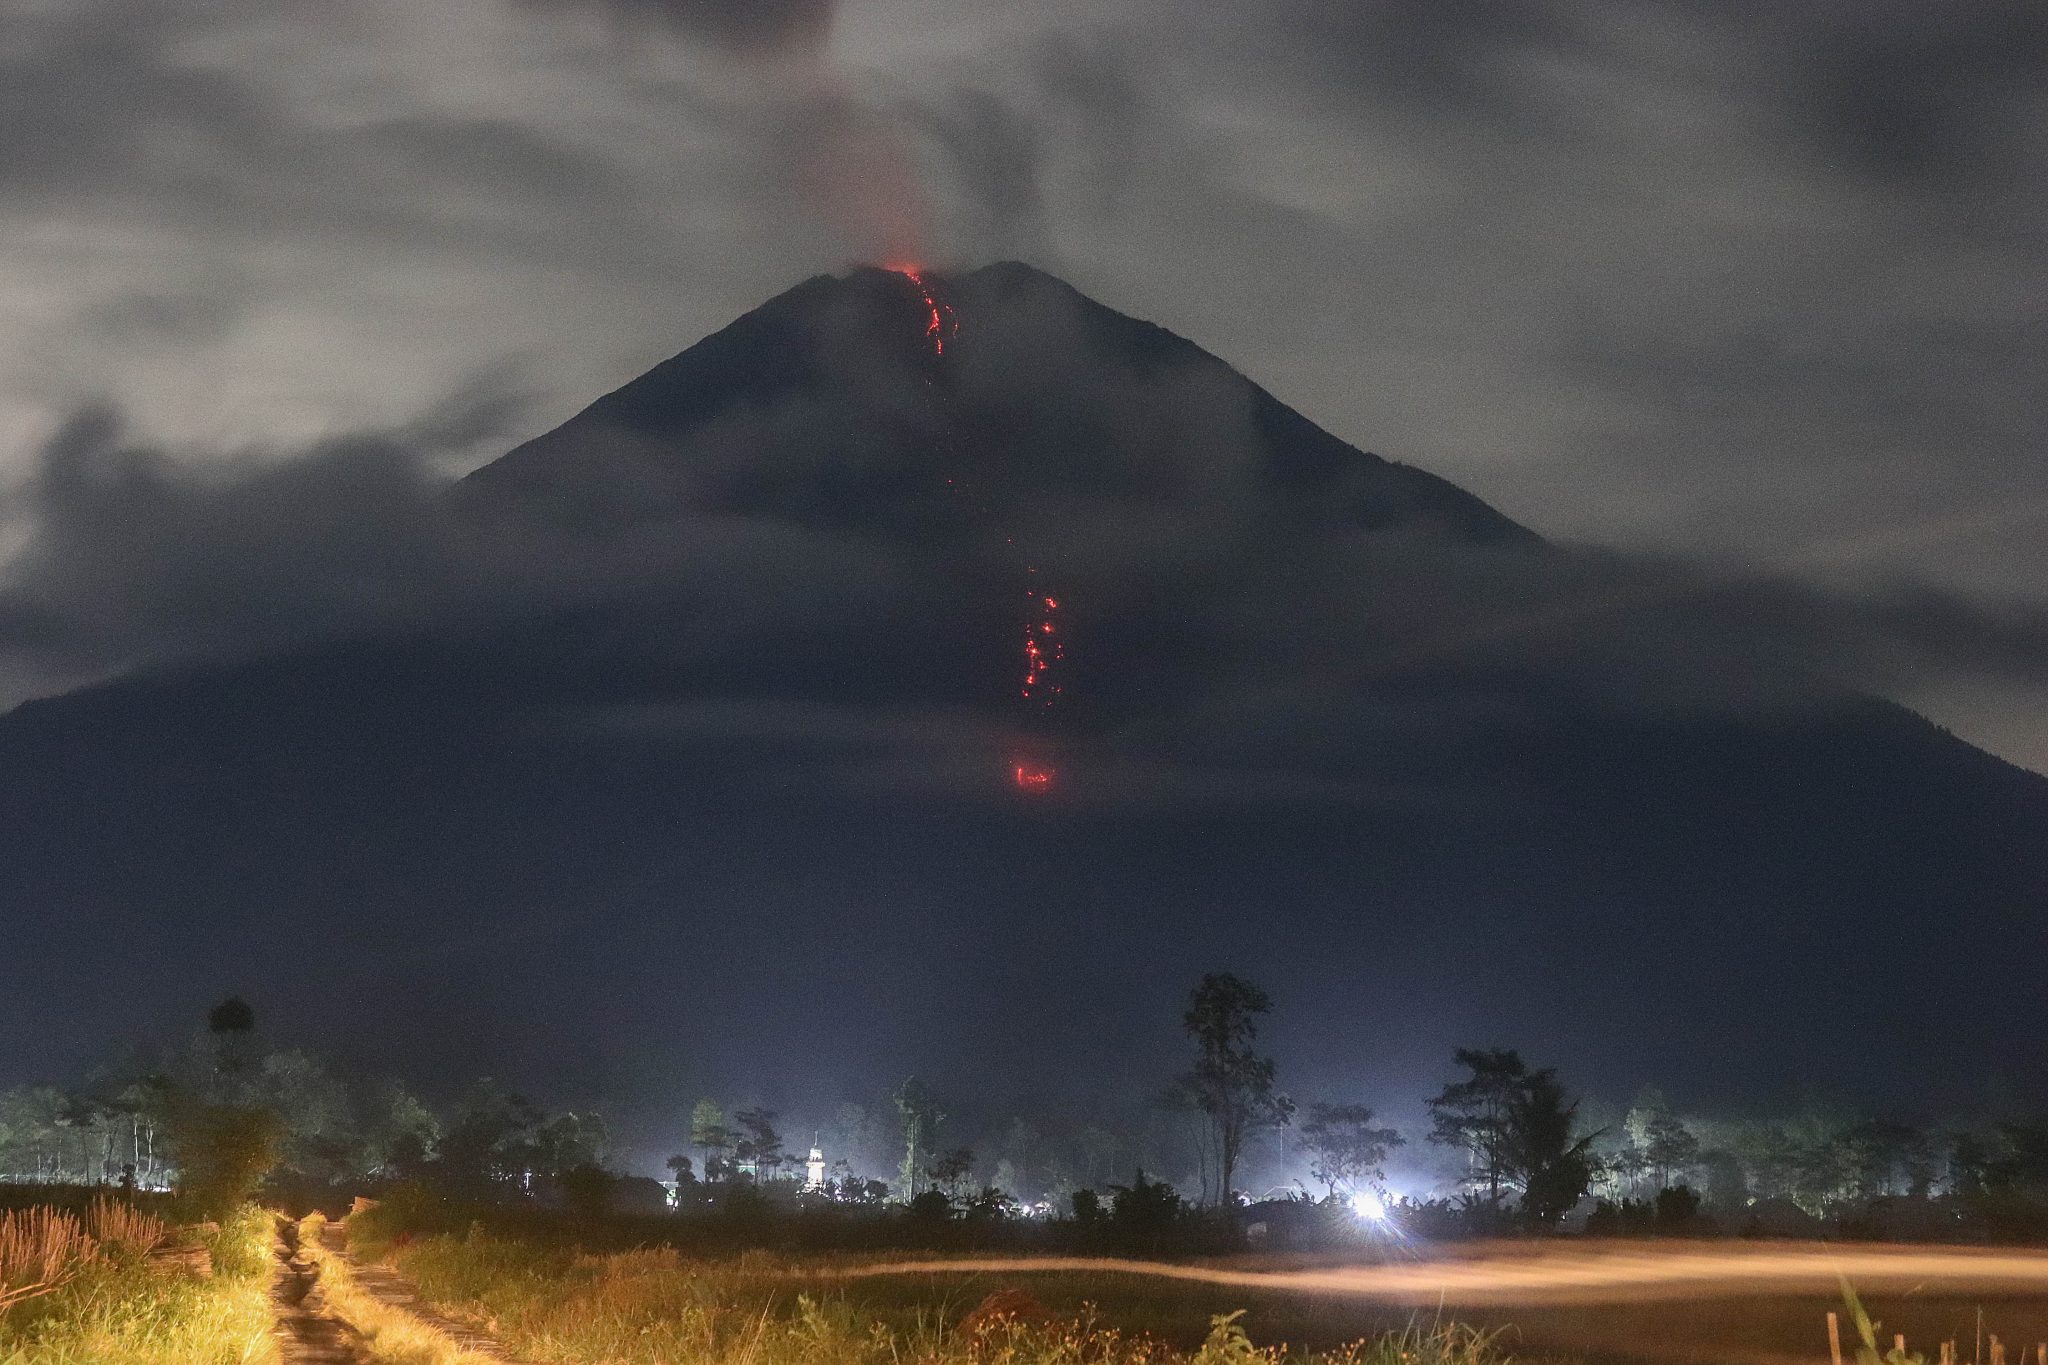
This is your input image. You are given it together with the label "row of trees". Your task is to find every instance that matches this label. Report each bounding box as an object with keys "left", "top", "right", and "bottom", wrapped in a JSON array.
[
  {"left": 1158, "top": 973, "right": 2048, "bottom": 1234},
  {"left": 1161, "top": 974, "right": 1596, "bottom": 1223},
  {"left": 11, "top": 987, "right": 2048, "bottom": 1240},
  {"left": 0, "top": 999, "right": 626, "bottom": 1215},
  {"left": 655, "top": 974, "right": 1596, "bottom": 1227},
  {"left": 1583, "top": 1087, "right": 2048, "bottom": 1224}
]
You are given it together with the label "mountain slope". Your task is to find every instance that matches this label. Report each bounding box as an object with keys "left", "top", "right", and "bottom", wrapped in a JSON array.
[
  {"left": 467, "top": 263, "right": 1530, "bottom": 544},
  {"left": 0, "top": 263, "right": 2041, "bottom": 1122}
]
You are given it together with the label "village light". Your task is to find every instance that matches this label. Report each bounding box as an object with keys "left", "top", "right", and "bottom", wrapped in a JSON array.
[{"left": 1349, "top": 1190, "right": 1388, "bottom": 1222}]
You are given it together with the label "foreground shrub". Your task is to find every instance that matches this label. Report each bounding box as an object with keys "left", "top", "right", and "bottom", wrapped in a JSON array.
[{"left": 167, "top": 1104, "right": 286, "bottom": 1221}]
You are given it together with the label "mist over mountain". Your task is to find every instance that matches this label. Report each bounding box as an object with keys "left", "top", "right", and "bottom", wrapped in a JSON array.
[{"left": 1, "top": 263, "right": 2042, "bottom": 1157}]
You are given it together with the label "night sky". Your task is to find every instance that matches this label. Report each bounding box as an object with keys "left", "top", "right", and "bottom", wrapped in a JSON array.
[{"left": 1, "top": 1, "right": 2045, "bottom": 1173}]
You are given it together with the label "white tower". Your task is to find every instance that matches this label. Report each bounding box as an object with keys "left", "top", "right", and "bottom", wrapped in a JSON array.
[{"left": 805, "top": 1143, "right": 826, "bottom": 1189}]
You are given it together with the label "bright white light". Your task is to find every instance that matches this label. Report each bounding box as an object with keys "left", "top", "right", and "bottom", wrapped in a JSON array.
[{"left": 1349, "top": 1190, "right": 1387, "bottom": 1221}]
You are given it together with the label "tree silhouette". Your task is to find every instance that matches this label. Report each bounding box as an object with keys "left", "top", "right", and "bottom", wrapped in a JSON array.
[
  {"left": 927, "top": 1146, "right": 974, "bottom": 1198},
  {"left": 1507, "top": 1067, "right": 1598, "bottom": 1223},
  {"left": 1109, "top": 1169, "right": 1182, "bottom": 1252},
  {"left": 1171, "top": 973, "right": 1292, "bottom": 1207},
  {"left": 1297, "top": 1102, "right": 1405, "bottom": 1198},
  {"left": 893, "top": 1077, "right": 945, "bottom": 1197},
  {"left": 206, "top": 997, "right": 258, "bottom": 1090},
  {"left": 733, "top": 1108, "right": 783, "bottom": 1182},
  {"left": 1427, "top": 1048, "right": 1526, "bottom": 1204},
  {"left": 665, "top": 1153, "right": 697, "bottom": 1209},
  {"left": 689, "top": 1099, "right": 731, "bottom": 1183},
  {"left": 1431, "top": 1048, "right": 1597, "bottom": 1221},
  {"left": 1641, "top": 1111, "right": 1701, "bottom": 1189},
  {"left": 207, "top": 998, "right": 255, "bottom": 1035}
]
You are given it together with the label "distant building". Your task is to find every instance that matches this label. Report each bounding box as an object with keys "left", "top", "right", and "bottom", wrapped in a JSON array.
[{"left": 805, "top": 1144, "right": 826, "bottom": 1189}]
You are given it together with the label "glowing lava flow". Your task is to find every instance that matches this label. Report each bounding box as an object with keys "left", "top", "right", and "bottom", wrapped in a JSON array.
[
  {"left": 892, "top": 265, "right": 956, "bottom": 358},
  {"left": 1010, "top": 590, "right": 1065, "bottom": 791},
  {"left": 889, "top": 264, "right": 1061, "bottom": 794},
  {"left": 1021, "top": 592, "right": 1065, "bottom": 706}
]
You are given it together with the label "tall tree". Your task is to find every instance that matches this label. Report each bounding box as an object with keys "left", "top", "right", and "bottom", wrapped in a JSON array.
[
  {"left": 1171, "top": 973, "right": 1293, "bottom": 1207},
  {"left": 689, "top": 1099, "right": 732, "bottom": 1183},
  {"left": 536, "top": 1111, "right": 610, "bottom": 1177},
  {"left": 1840, "top": 1119, "right": 1934, "bottom": 1200},
  {"left": 1505, "top": 1068, "right": 1599, "bottom": 1223},
  {"left": 927, "top": 1147, "right": 975, "bottom": 1199},
  {"left": 435, "top": 1079, "right": 545, "bottom": 1198},
  {"left": 1624, "top": 1088, "right": 1700, "bottom": 1190},
  {"left": 893, "top": 1078, "right": 945, "bottom": 1197},
  {"left": 733, "top": 1108, "right": 783, "bottom": 1182},
  {"left": 1297, "top": 1102, "right": 1405, "bottom": 1198},
  {"left": 365, "top": 1080, "right": 440, "bottom": 1177},
  {"left": 207, "top": 997, "right": 255, "bottom": 1036},
  {"left": 1641, "top": 1111, "right": 1701, "bottom": 1190},
  {"left": 1427, "top": 1048, "right": 1528, "bottom": 1204},
  {"left": 1431, "top": 1048, "right": 1598, "bottom": 1221},
  {"left": 206, "top": 996, "right": 258, "bottom": 1098}
]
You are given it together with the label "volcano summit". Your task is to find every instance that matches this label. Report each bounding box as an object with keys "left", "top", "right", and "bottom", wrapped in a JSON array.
[{"left": 1, "top": 264, "right": 2042, "bottom": 1124}]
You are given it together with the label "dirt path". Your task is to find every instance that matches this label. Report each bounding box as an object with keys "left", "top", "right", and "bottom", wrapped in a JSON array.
[
  {"left": 317, "top": 1222, "right": 528, "bottom": 1363},
  {"left": 270, "top": 1216, "right": 362, "bottom": 1365}
]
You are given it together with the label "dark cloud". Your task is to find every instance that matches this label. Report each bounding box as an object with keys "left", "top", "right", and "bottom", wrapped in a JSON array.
[
  {"left": 1785, "top": 1, "right": 2048, "bottom": 186},
  {"left": 0, "top": 6, "right": 270, "bottom": 202},
  {"left": 1257, "top": 0, "right": 1586, "bottom": 124},
  {"left": 516, "top": 0, "right": 837, "bottom": 54},
  {"left": 1029, "top": 34, "right": 1147, "bottom": 223},
  {"left": 80, "top": 287, "right": 249, "bottom": 346},
  {"left": 0, "top": 386, "right": 907, "bottom": 695}
]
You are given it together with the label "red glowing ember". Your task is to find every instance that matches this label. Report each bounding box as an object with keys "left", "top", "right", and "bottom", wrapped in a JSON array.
[
  {"left": 1021, "top": 589, "right": 1066, "bottom": 707},
  {"left": 890, "top": 265, "right": 955, "bottom": 358},
  {"left": 885, "top": 263, "right": 1069, "bottom": 791}
]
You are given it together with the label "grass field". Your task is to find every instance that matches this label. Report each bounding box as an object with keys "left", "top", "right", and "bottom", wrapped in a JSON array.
[
  {"left": 344, "top": 1201, "right": 2048, "bottom": 1365},
  {"left": 347, "top": 1211, "right": 1569, "bottom": 1365},
  {"left": 0, "top": 1201, "right": 276, "bottom": 1365},
  {"left": 787, "top": 1261, "right": 2048, "bottom": 1365}
]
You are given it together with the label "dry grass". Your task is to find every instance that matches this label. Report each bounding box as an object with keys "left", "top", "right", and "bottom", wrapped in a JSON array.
[
  {"left": 83, "top": 1199, "right": 170, "bottom": 1261},
  {"left": 351, "top": 1225, "right": 1557, "bottom": 1365},
  {"left": 0, "top": 1196, "right": 166, "bottom": 1317},
  {"left": 0, "top": 1202, "right": 274, "bottom": 1365},
  {"left": 0, "top": 1208, "right": 91, "bottom": 1314}
]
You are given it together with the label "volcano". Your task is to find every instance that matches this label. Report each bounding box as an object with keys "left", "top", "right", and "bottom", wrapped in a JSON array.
[{"left": 1, "top": 263, "right": 2042, "bottom": 1125}]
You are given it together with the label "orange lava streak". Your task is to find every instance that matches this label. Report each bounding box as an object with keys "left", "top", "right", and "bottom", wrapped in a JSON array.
[
  {"left": 1020, "top": 592, "right": 1065, "bottom": 706},
  {"left": 888, "top": 264, "right": 1060, "bottom": 793},
  {"left": 890, "top": 265, "right": 955, "bottom": 358}
]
